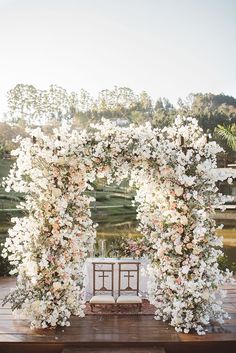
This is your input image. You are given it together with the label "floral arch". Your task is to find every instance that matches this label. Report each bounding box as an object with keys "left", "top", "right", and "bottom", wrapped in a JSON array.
[{"left": 2, "top": 116, "right": 234, "bottom": 334}]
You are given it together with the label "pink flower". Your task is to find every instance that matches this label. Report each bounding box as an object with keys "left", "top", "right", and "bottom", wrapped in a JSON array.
[{"left": 176, "top": 277, "right": 181, "bottom": 285}]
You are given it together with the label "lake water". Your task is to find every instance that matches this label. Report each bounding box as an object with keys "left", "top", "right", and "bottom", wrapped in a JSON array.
[{"left": 217, "top": 228, "right": 236, "bottom": 264}]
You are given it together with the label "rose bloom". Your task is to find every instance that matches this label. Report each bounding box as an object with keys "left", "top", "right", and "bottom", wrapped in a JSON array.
[
  {"left": 52, "top": 223, "right": 60, "bottom": 231},
  {"left": 176, "top": 277, "right": 181, "bottom": 285},
  {"left": 157, "top": 248, "right": 165, "bottom": 257},
  {"left": 177, "top": 226, "right": 184, "bottom": 234},
  {"left": 186, "top": 243, "right": 193, "bottom": 249}
]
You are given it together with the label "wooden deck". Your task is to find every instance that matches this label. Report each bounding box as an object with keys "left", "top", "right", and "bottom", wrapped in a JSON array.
[{"left": 0, "top": 277, "right": 236, "bottom": 353}]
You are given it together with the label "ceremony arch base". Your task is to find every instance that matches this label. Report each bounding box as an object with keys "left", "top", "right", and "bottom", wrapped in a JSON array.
[{"left": 2, "top": 116, "right": 234, "bottom": 334}]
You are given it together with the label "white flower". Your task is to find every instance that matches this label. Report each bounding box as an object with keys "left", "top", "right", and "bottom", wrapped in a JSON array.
[
  {"left": 53, "top": 282, "right": 62, "bottom": 291},
  {"left": 26, "top": 260, "right": 38, "bottom": 277},
  {"left": 182, "top": 265, "right": 190, "bottom": 274},
  {"left": 175, "top": 245, "right": 182, "bottom": 254},
  {"left": 58, "top": 157, "right": 66, "bottom": 165},
  {"left": 202, "top": 290, "right": 210, "bottom": 300},
  {"left": 180, "top": 216, "right": 188, "bottom": 225},
  {"left": 174, "top": 186, "right": 184, "bottom": 197},
  {"left": 52, "top": 188, "right": 62, "bottom": 198}
]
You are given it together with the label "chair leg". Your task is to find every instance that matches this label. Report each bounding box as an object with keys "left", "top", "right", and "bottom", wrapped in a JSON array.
[
  {"left": 90, "top": 304, "right": 94, "bottom": 312},
  {"left": 138, "top": 303, "right": 142, "bottom": 312}
]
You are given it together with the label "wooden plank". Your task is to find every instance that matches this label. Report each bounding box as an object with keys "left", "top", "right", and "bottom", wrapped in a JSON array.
[
  {"left": 0, "top": 276, "right": 235, "bottom": 352},
  {"left": 62, "top": 347, "right": 166, "bottom": 353},
  {"left": 0, "top": 343, "right": 64, "bottom": 353}
]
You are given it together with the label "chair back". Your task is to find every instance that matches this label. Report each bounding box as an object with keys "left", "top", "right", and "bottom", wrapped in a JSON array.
[
  {"left": 92, "top": 262, "right": 114, "bottom": 296},
  {"left": 118, "top": 262, "right": 140, "bottom": 296}
]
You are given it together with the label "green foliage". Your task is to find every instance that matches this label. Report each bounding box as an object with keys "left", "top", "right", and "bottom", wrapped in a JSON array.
[
  {"left": 0, "top": 144, "right": 4, "bottom": 158},
  {"left": 0, "top": 121, "right": 27, "bottom": 157},
  {"left": 218, "top": 254, "right": 236, "bottom": 274},
  {"left": 0, "top": 234, "right": 12, "bottom": 276},
  {"left": 215, "top": 124, "right": 236, "bottom": 151},
  {"left": 178, "top": 93, "right": 236, "bottom": 134},
  {"left": 0, "top": 158, "right": 14, "bottom": 180},
  {"left": 152, "top": 98, "right": 176, "bottom": 128},
  {"left": 106, "top": 235, "right": 131, "bottom": 258}
]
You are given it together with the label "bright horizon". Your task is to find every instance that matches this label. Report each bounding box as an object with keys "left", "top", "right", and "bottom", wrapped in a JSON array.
[{"left": 0, "top": 0, "right": 235, "bottom": 117}]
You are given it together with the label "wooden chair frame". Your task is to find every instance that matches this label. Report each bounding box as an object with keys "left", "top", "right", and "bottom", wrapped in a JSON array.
[
  {"left": 90, "top": 262, "right": 115, "bottom": 312},
  {"left": 118, "top": 262, "right": 142, "bottom": 312}
]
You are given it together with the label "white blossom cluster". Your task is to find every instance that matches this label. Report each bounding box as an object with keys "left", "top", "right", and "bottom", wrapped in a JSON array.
[
  {"left": 2, "top": 125, "right": 96, "bottom": 328},
  {"left": 2, "top": 116, "right": 235, "bottom": 333},
  {"left": 134, "top": 117, "right": 235, "bottom": 334}
]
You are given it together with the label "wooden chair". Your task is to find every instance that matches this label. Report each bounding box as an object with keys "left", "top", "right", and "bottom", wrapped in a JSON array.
[
  {"left": 89, "top": 262, "right": 115, "bottom": 311},
  {"left": 116, "top": 262, "right": 142, "bottom": 312}
]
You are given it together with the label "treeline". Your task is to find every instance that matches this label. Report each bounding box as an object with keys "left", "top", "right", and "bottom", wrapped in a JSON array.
[{"left": 1, "top": 84, "right": 236, "bottom": 162}]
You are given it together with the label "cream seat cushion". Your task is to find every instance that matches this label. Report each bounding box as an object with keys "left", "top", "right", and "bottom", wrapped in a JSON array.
[
  {"left": 90, "top": 295, "right": 115, "bottom": 304},
  {"left": 116, "top": 295, "right": 142, "bottom": 304}
]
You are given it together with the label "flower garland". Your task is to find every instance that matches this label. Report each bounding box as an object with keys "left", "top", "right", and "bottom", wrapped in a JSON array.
[
  {"left": 134, "top": 117, "right": 235, "bottom": 334},
  {"left": 2, "top": 116, "right": 235, "bottom": 333}
]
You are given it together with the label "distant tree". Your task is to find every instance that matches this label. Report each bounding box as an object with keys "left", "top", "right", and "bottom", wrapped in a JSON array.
[
  {"left": 95, "top": 86, "right": 139, "bottom": 122},
  {"left": 152, "top": 98, "right": 176, "bottom": 128},
  {"left": 138, "top": 91, "right": 153, "bottom": 113},
  {"left": 177, "top": 93, "right": 236, "bottom": 133},
  {"left": 77, "top": 89, "right": 94, "bottom": 113},
  {"left": 7, "top": 84, "right": 79, "bottom": 124},
  {"left": 5, "top": 84, "right": 236, "bottom": 160},
  {"left": 7, "top": 84, "right": 38, "bottom": 124},
  {"left": 44, "top": 85, "right": 79, "bottom": 121},
  {"left": 130, "top": 111, "right": 147, "bottom": 125},
  {"left": 132, "top": 91, "right": 153, "bottom": 124}
]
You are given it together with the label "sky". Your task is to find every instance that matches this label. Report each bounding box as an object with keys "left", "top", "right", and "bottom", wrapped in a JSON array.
[{"left": 0, "top": 0, "right": 235, "bottom": 116}]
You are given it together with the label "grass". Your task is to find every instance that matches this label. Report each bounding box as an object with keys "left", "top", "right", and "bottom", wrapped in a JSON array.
[{"left": 0, "top": 159, "right": 14, "bottom": 180}]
